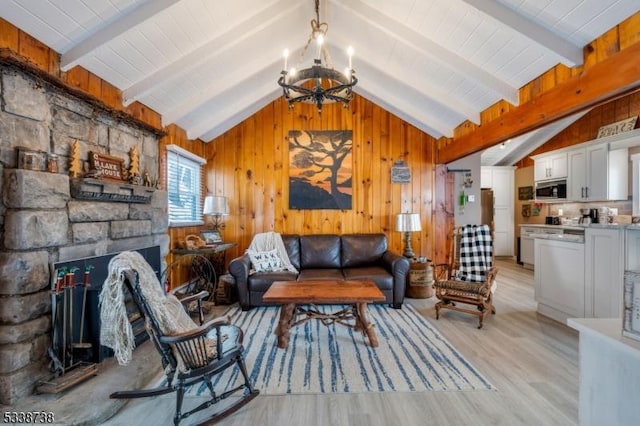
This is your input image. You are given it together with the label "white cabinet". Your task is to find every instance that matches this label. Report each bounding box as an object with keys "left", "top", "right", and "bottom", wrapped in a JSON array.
[
  {"left": 568, "top": 144, "right": 627, "bottom": 201},
  {"left": 584, "top": 228, "right": 624, "bottom": 318},
  {"left": 520, "top": 235, "right": 534, "bottom": 266},
  {"left": 481, "top": 166, "right": 514, "bottom": 257},
  {"left": 534, "top": 152, "right": 568, "bottom": 181},
  {"left": 535, "top": 238, "right": 585, "bottom": 322}
]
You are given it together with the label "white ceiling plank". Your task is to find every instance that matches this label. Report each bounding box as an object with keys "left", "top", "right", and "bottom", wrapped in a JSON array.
[
  {"left": 355, "top": 86, "right": 446, "bottom": 138},
  {"left": 161, "top": 54, "right": 282, "bottom": 126},
  {"left": 123, "top": 0, "right": 303, "bottom": 107},
  {"left": 60, "top": 0, "right": 184, "bottom": 71},
  {"left": 328, "top": 38, "right": 481, "bottom": 125},
  {"left": 186, "top": 81, "right": 280, "bottom": 140},
  {"left": 460, "top": 0, "right": 583, "bottom": 66},
  {"left": 331, "top": 0, "right": 519, "bottom": 105},
  {"left": 352, "top": 59, "right": 466, "bottom": 134},
  {"left": 197, "top": 91, "right": 282, "bottom": 142}
]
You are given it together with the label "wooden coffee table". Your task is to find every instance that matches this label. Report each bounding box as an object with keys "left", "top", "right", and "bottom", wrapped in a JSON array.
[{"left": 262, "top": 280, "right": 386, "bottom": 349}]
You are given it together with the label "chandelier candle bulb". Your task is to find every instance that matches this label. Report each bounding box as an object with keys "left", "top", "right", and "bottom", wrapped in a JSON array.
[
  {"left": 348, "top": 46, "right": 353, "bottom": 70},
  {"left": 283, "top": 48, "right": 289, "bottom": 71}
]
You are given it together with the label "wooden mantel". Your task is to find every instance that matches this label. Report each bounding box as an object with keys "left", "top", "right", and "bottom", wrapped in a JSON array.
[{"left": 438, "top": 41, "right": 640, "bottom": 164}]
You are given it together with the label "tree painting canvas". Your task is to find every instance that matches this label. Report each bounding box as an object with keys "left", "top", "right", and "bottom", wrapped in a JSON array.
[{"left": 288, "top": 130, "right": 353, "bottom": 210}]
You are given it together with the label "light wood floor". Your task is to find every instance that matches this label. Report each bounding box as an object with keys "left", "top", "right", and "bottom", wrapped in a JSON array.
[{"left": 103, "top": 259, "right": 579, "bottom": 426}]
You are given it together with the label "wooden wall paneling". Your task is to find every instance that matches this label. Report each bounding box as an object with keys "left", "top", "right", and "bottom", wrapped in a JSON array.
[
  {"left": 65, "top": 66, "right": 89, "bottom": 91},
  {"left": 596, "top": 26, "right": 621, "bottom": 62},
  {"left": 620, "top": 13, "right": 640, "bottom": 49},
  {"left": 279, "top": 102, "right": 293, "bottom": 234},
  {"left": 0, "top": 18, "right": 19, "bottom": 50},
  {"left": 263, "top": 102, "right": 276, "bottom": 233},
  {"left": 371, "top": 100, "right": 384, "bottom": 236},
  {"left": 439, "top": 41, "right": 640, "bottom": 164},
  {"left": 18, "top": 30, "right": 49, "bottom": 72},
  {"left": 100, "top": 80, "right": 122, "bottom": 111},
  {"left": 359, "top": 97, "right": 373, "bottom": 233},
  {"left": 253, "top": 104, "right": 265, "bottom": 234}
]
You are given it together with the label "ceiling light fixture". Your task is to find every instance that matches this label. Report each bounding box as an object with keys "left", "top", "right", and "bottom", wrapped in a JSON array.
[{"left": 278, "top": 0, "right": 357, "bottom": 113}]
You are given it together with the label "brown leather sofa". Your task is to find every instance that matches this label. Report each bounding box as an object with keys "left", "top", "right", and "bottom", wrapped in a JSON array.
[{"left": 228, "top": 233, "right": 410, "bottom": 310}]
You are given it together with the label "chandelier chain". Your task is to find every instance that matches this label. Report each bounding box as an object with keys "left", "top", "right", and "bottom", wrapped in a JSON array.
[{"left": 295, "top": 0, "right": 333, "bottom": 70}]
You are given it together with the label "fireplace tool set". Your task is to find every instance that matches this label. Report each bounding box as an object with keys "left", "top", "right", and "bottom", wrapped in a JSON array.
[{"left": 37, "top": 265, "right": 98, "bottom": 394}]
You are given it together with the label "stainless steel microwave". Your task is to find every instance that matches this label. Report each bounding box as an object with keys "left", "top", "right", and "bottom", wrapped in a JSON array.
[{"left": 535, "top": 179, "right": 567, "bottom": 200}]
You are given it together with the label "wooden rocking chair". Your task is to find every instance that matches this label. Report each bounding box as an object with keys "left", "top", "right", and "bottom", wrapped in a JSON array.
[
  {"left": 433, "top": 225, "right": 497, "bottom": 329},
  {"left": 110, "top": 269, "right": 259, "bottom": 425}
]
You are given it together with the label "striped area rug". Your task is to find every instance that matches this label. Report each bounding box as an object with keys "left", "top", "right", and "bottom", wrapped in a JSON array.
[{"left": 188, "top": 303, "right": 494, "bottom": 395}]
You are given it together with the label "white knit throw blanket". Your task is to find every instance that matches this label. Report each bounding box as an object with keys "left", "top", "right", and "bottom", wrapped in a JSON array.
[
  {"left": 99, "top": 251, "right": 198, "bottom": 366},
  {"left": 248, "top": 232, "right": 298, "bottom": 273}
]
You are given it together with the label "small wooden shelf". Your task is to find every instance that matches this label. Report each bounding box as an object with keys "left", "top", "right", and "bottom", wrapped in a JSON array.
[{"left": 70, "top": 178, "right": 155, "bottom": 203}]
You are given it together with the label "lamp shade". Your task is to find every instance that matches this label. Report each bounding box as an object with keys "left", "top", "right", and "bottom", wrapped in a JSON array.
[
  {"left": 395, "top": 213, "right": 421, "bottom": 232},
  {"left": 203, "top": 195, "right": 229, "bottom": 216}
]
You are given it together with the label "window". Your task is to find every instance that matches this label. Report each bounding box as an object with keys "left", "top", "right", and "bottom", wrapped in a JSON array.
[{"left": 166, "top": 144, "right": 206, "bottom": 226}]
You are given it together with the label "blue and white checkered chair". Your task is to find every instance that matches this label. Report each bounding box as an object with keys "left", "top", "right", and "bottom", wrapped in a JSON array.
[{"left": 433, "top": 225, "right": 497, "bottom": 329}]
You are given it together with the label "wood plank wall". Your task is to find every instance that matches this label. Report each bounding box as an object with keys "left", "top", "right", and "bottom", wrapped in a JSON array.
[
  {"left": 3, "top": 12, "right": 639, "bottom": 285},
  {"left": 441, "top": 11, "right": 640, "bottom": 148},
  {"left": 203, "top": 96, "right": 438, "bottom": 264},
  {"left": 515, "top": 90, "right": 640, "bottom": 168}
]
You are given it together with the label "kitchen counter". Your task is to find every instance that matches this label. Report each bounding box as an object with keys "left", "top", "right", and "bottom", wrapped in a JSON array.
[{"left": 520, "top": 223, "right": 634, "bottom": 230}]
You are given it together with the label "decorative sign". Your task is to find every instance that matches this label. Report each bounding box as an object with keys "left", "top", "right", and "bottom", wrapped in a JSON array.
[
  {"left": 89, "top": 151, "right": 125, "bottom": 181},
  {"left": 518, "top": 185, "right": 533, "bottom": 200},
  {"left": 596, "top": 116, "right": 637, "bottom": 138},
  {"left": 391, "top": 160, "right": 411, "bottom": 183}
]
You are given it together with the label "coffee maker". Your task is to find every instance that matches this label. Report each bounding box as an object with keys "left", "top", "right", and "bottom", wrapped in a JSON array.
[
  {"left": 579, "top": 208, "right": 591, "bottom": 224},
  {"left": 589, "top": 208, "right": 599, "bottom": 224}
]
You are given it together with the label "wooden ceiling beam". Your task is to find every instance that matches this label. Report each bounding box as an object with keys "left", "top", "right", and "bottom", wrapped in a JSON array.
[{"left": 438, "top": 41, "right": 640, "bottom": 164}]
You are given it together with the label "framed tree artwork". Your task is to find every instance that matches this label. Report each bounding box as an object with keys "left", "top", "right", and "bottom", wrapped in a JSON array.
[{"left": 288, "top": 130, "right": 353, "bottom": 210}]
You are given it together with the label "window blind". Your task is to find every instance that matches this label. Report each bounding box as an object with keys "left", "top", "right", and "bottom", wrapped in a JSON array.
[{"left": 166, "top": 145, "right": 205, "bottom": 226}]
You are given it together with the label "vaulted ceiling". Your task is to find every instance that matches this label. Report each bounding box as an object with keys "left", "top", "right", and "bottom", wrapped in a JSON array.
[{"left": 1, "top": 0, "right": 638, "bottom": 148}]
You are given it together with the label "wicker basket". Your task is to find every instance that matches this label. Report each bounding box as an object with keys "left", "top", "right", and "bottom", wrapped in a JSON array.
[{"left": 407, "top": 262, "right": 434, "bottom": 298}]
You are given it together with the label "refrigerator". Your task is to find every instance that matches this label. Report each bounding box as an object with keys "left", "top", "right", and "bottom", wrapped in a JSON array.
[{"left": 481, "top": 188, "right": 494, "bottom": 230}]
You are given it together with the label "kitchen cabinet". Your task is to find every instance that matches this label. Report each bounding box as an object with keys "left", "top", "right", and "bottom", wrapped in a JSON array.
[
  {"left": 533, "top": 152, "right": 568, "bottom": 181},
  {"left": 481, "top": 166, "right": 514, "bottom": 256},
  {"left": 568, "top": 144, "right": 627, "bottom": 201},
  {"left": 584, "top": 228, "right": 624, "bottom": 318},
  {"left": 520, "top": 234, "right": 534, "bottom": 266},
  {"left": 535, "top": 237, "right": 585, "bottom": 322}
]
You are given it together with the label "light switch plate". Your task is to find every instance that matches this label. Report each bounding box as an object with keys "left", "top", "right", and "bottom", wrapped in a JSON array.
[{"left": 468, "top": 195, "right": 475, "bottom": 202}]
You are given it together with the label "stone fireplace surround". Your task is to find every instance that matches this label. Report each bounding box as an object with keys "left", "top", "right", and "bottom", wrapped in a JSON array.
[{"left": 0, "top": 65, "right": 169, "bottom": 405}]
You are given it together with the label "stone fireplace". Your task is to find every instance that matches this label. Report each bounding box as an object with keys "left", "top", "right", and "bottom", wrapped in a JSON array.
[{"left": 0, "top": 65, "right": 168, "bottom": 405}]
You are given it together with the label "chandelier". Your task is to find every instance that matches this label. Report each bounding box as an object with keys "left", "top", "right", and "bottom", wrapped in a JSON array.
[{"left": 277, "top": 0, "right": 357, "bottom": 113}]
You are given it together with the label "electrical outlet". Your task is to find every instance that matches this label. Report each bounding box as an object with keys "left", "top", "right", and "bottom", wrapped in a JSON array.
[{"left": 467, "top": 194, "right": 475, "bottom": 202}]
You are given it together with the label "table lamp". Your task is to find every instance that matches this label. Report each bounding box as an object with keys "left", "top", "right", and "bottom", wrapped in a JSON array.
[
  {"left": 396, "top": 213, "right": 421, "bottom": 258},
  {"left": 203, "top": 195, "right": 229, "bottom": 231}
]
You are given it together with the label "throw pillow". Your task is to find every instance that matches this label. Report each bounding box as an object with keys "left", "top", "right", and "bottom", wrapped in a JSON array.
[{"left": 247, "top": 249, "right": 285, "bottom": 272}]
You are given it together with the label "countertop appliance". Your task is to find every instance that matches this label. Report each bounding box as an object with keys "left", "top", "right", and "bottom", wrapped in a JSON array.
[
  {"left": 579, "top": 208, "right": 592, "bottom": 224},
  {"left": 545, "top": 216, "right": 560, "bottom": 225},
  {"left": 535, "top": 179, "right": 567, "bottom": 200},
  {"left": 590, "top": 208, "right": 599, "bottom": 224}
]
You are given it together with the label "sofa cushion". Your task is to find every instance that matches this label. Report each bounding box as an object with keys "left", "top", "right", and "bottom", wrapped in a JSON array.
[
  {"left": 341, "top": 234, "right": 387, "bottom": 268},
  {"left": 248, "top": 271, "right": 298, "bottom": 292},
  {"left": 297, "top": 269, "right": 344, "bottom": 281},
  {"left": 300, "top": 235, "right": 341, "bottom": 269},
  {"left": 282, "top": 234, "right": 300, "bottom": 271},
  {"left": 343, "top": 266, "right": 394, "bottom": 290},
  {"left": 247, "top": 248, "right": 285, "bottom": 272}
]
